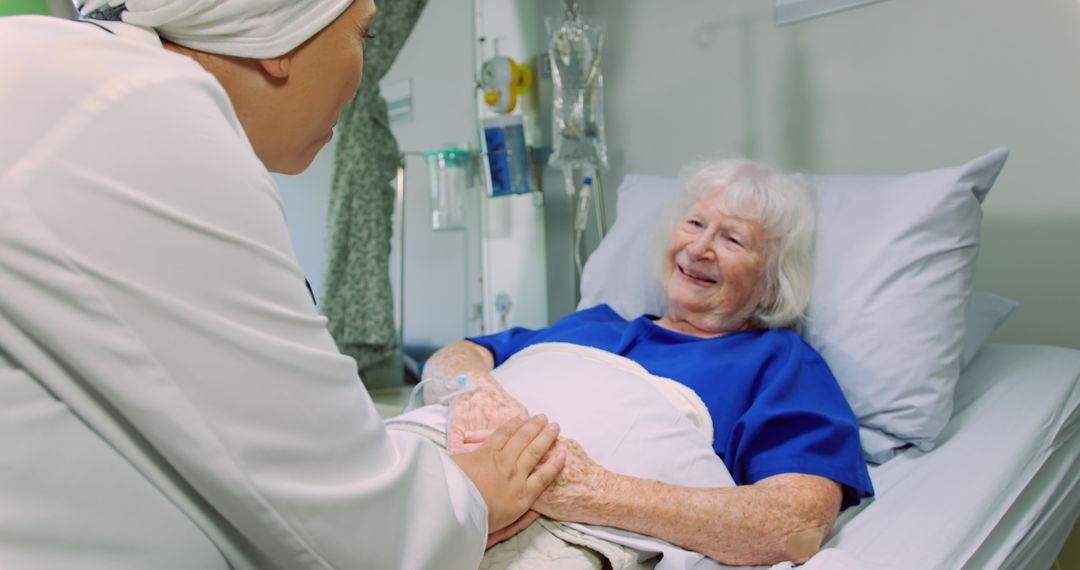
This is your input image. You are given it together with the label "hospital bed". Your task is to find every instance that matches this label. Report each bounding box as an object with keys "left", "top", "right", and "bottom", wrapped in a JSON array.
[
  {"left": 375, "top": 150, "right": 1080, "bottom": 568},
  {"left": 378, "top": 343, "right": 1080, "bottom": 569},
  {"left": 823, "top": 342, "right": 1080, "bottom": 569},
  {"left": 378, "top": 345, "right": 1080, "bottom": 569}
]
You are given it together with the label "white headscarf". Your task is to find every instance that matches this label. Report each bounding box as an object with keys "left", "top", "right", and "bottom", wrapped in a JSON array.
[{"left": 76, "top": 0, "right": 355, "bottom": 58}]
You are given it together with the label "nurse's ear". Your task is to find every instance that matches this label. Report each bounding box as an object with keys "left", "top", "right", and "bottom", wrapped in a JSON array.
[{"left": 257, "top": 56, "right": 291, "bottom": 80}]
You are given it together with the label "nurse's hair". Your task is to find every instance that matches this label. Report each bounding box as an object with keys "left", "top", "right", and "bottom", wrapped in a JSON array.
[{"left": 657, "top": 158, "right": 816, "bottom": 329}]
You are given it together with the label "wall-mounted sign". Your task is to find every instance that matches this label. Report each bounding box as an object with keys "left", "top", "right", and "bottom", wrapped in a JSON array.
[{"left": 382, "top": 78, "right": 414, "bottom": 126}]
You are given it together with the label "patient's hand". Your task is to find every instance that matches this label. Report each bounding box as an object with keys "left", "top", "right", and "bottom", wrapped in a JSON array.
[
  {"left": 447, "top": 373, "right": 529, "bottom": 456},
  {"left": 450, "top": 415, "right": 565, "bottom": 538},
  {"left": 533, "top": 437, "right": 609, "bottom": 522}
]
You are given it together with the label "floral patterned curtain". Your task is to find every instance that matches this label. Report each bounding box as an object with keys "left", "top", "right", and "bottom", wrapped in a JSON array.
[{"left": 323, "top": 0, "right": 427, "bottom": 383}]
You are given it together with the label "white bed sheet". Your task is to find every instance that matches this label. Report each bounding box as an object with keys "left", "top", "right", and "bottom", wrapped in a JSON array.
[{"left": 823, "top": 343, "right": 1080, "bottom": 569}]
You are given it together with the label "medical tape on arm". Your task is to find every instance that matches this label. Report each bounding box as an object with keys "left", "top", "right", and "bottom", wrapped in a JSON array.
[{"left": 785, "top": 525, "right": 826, "bottom": 562}]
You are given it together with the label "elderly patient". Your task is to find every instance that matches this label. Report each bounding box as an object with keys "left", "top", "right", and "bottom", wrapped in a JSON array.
[{"left": 422, "top": 159, "right": 874, "bottom": 566}]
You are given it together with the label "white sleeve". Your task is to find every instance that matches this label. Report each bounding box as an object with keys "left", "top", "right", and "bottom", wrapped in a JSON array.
[{"left": 10, "top": 68, "right": 487, "bottom": 569}]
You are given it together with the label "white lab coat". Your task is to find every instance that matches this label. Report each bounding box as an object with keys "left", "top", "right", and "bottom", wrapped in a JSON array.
[{"left": 0, "top": 16, "right": 486, "bottom": 570}]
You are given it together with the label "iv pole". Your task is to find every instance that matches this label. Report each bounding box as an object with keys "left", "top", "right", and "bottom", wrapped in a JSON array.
[
  {"left": 394, "top": 155, "right": 406, "bottom": 357},
  {"left": 556, "top": 0, "right": 609, "bottom": 305}
]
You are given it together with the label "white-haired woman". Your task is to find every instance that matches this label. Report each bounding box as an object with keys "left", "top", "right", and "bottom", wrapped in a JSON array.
[
  {"left": 0, "top": 2, "right": 563, "bottom": 568},
  {"left": 425, "top": 159, "right": 874, "bottom": 566}
]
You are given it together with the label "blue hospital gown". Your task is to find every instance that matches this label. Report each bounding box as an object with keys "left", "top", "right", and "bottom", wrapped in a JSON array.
[{"left": 468, "top": 304, "right": 874, "bottom": 508}]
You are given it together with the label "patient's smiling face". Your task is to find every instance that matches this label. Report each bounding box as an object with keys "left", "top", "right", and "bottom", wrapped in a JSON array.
[{"left": 659, "top": 186, "right": 771, "bottom": 337}]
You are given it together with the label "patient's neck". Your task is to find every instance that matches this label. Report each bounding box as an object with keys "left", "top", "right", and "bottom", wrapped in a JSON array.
[{"left": 653, "top": 313, "right": 754, "bottom": 339}]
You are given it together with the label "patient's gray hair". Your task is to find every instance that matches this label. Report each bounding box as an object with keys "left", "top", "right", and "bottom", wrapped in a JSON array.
[{"left": 657, "top": 158, "right": 816, "bottom": 329}]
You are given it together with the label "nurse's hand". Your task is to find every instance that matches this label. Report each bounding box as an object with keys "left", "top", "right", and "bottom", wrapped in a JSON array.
[
  {"left": 452, "top": 415, "right": 566, "bottom": 536},
  {"left": 446, "top": 374, "right": 529, "bottom": 456},
  {"left": 486, "top": 509, "right": 540, "bottom": 549}
]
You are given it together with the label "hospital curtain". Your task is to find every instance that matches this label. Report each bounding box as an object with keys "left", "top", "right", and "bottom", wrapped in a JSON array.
[{"left": 323, "top": 0, "right": 427, "bottom": 385}]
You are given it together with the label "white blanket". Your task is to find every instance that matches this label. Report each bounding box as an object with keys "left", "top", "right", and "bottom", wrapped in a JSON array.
[{"left": 388, "top": 343, "right": 881, "bottom": 570}]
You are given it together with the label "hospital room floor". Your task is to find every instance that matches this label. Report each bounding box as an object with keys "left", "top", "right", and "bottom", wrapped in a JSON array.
[{"left": 369, "top": 386, "right": 411, "bottom": 419}]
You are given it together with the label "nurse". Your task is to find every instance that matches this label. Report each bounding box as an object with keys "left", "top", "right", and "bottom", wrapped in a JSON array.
[{"left": 0, "top": 1, "right": 564, "bottom": 569}]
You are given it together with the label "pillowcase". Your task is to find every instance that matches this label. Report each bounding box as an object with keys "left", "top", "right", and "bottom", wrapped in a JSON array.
[
  {"left": 855, "top": 291, "right": 1015, "bottom": 459},
  {"left": 961, "top": 290, "right": 1019, "bottom": 369},
  {"left": 858, "top": 291, "right": 1016, "bottom": 464},
  {"left": 578, "top": 148, "right": 1009, "bottom": 456}
]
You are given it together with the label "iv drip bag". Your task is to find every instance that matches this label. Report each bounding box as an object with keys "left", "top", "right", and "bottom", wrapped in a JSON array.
[{"left": 547, "top": 16, "right": 607, "bottom": 170}]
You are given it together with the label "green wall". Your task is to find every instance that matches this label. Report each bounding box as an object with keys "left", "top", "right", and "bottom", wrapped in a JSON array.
[{"left": 0, "top": 0, "right": 50, "bottom": 16}]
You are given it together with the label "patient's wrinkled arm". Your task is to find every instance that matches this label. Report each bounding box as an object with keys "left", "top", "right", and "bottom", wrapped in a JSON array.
[
  {"left": 535, "top": 441, "right": 842, "bottom": 566},
  {"left": 422, "top": 340, "right": 499, "bottom": 404},
  {"left": 423, "top": 340, "right": 529, "bottom": 458}
]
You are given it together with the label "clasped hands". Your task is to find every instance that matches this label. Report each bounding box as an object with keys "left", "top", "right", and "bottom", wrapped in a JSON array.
[{"left": 444, "top": 372, "right": 606, "bottom": 548}]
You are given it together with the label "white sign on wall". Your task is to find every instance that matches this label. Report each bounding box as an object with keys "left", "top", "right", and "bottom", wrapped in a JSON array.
[
  {"left": 382, "top": 78, "right": 414, "bottom": 126},
  {"left": 775, "top": 0, "right": 888, "bottom": 25}
]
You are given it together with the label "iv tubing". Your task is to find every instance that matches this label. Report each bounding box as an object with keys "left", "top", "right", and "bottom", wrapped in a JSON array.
[{"left": 405, "top": 374, "right": 479, "bottom": 412}]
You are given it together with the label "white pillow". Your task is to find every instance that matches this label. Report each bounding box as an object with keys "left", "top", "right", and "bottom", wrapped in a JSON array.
[
  {"left": 579, "top": 148, "right": 1009, "bottom": 456},
  {"left": 859, "top": 427, "right": 908, "bottom": 465},
  {"left": 961, "top": 290, "right": 1018, "bottom": 369},
  {"left": 858, "top": 291, "right": 1016, "bottom": 464},
  {"left": 578, "top": 174, "right": 676, "bottom": 319}
]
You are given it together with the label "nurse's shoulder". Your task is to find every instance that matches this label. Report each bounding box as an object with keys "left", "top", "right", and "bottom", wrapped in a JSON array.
[{"left": 0, "top": 16, "right": 228, "bottom": 143}]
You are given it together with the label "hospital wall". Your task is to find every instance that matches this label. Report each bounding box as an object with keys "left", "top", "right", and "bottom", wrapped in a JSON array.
[
  {"left": 277, "top": 0, "right": 552, "bottom": 348},
  {"left": 272, "top": 37, "right": 478, "bottom": 350},
  {"left": 373, "top": 0, "right": 477, "bottom": 348},
  {"left": 579, "top": 0, "right": 1080, "bottom": 350},
  {"left": 380, "top": 0, "right": 552, "bottom": 347},
  {"left": 278, "top": 0, "right": 1079, "bottom": 351},
  {"left": 272, "top": 0, "right": 478, "bottom": 345}
]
